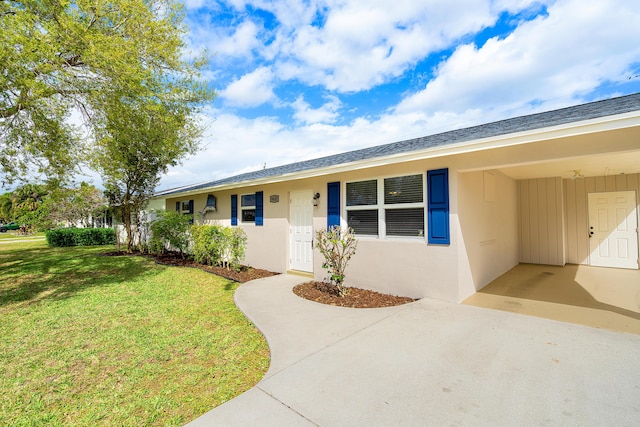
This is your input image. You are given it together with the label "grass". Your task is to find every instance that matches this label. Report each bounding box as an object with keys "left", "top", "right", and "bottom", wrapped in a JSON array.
[
  {"left": 0, "top": 240, "right": 269, "bottom": 426},
  {"left": 0, "top": 231, "right": 44, "bottom": 239}
]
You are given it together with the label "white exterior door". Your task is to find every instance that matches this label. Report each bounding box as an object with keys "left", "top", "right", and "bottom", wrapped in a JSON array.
[
  {"left": 588, "top": 191, "right": 638, "bottom": 269},
  {"left": 290, "top": 190, "right": 314, "bottom": 272}
]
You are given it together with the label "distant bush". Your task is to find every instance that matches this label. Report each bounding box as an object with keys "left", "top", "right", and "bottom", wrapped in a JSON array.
[{"left": 46, "top": 228, "right": 116, "bottom": 247}]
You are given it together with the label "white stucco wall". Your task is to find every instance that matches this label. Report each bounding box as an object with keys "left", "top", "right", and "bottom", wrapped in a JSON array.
[{"left": 457, "top": 170, "right": 519, "bottom": 299}]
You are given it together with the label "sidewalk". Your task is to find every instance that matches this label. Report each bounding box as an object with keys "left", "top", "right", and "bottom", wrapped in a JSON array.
[{"left": 187, "top": 274, "right": 640, "bottom": 426}]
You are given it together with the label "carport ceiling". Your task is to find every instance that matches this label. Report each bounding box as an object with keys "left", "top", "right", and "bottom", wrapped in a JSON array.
[{"left": 496, "top": 150, "right": 640, "bottom": 180}]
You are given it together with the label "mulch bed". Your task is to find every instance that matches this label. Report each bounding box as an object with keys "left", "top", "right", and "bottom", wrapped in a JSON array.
[
  {"left": 293, "top": 281, "right": 416, "bottom": 308},
  {"left": 101, "top": 250, "right": 278, "bottom": 283},
  {"left": 102, "top": 250, "right": 416, "bottom": 308}
]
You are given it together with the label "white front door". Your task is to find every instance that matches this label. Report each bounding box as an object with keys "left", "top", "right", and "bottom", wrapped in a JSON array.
[
  {"left": 588, "top": 191, "right": 638, "bottom": 269},
  {"left": 290, "top": 190, "right": 314, "bottom": 272}
]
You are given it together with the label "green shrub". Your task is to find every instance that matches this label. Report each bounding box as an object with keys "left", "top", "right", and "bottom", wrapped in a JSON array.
[
  {"left": 46, "top": 228, "right": 116, "bottom": 247},
  {"left": 190, "top": 224, "right": 247, "bottom": 270},
  {"left": 191, "top": 224, "right": 224, "bottom": 265},
  {"left": 149, "top": 210, "right": 192, "bottom": 257},
  {"left": 219, "top": 227, "right": 247, "bottom": 270},
  {"left": 314, "top": 226, "right": 358, "bottom": 297}
]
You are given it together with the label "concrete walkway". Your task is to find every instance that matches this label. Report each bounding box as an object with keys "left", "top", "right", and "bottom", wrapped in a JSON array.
[{"left": 187, "top": 274, "right": 640, "bottom": 426}]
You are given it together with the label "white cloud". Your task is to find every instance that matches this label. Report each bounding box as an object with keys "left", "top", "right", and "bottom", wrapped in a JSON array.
[
  {"left": 395, "top": 0, "right": 640, "bottom": 117},
  {"left": 220, "top": 67, "right": 277, "bottom": 107},
  {"left": 270, "top": 0, "right": 501, "bottom": 92},
  {"left": 216, "top": 20, "right": 262, "bottom": 58},
  {"left": 291, "top": 94, "right": 342, "bottom": 124},
  {"left": 186, "top": 15, "right": 263, "bottom": 64}
]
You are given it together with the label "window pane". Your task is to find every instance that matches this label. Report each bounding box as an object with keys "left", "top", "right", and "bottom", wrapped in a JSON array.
[
  {"left": 242, "top": 209, "right": 256, "bottom": 222},
  {"left": 241, "top": 194, "right": 256, "bottom": 207},
  {"left": 346, "top": 180, "right": 377, "bottom": 206},
  {"left": 384, "top": 174, "right": 423, "bottom": 204},
  {"left": 347, "top": 210, "right": 378, "bottom": 235},
  {"left": 386, "top": 208, "right": 425, "bottom": 237}
]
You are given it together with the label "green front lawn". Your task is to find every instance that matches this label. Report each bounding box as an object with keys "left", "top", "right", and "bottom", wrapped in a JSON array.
[{"left": 0, "top": 241, "right": 269, "bottom": 426}]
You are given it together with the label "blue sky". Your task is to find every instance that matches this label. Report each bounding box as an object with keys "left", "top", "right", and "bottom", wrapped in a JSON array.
[{"left": 157, "top": 0, "right": 640, "bottom": 190}]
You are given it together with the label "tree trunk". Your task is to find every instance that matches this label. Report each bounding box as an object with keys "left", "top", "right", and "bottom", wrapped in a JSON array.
[{"left": 123, "top": 205, "right": 134, "bottom": 253}]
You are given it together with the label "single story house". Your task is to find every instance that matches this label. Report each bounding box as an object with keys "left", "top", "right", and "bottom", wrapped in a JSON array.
[{"left": 152, "top": 93, "right": 640, "bottom": 302}]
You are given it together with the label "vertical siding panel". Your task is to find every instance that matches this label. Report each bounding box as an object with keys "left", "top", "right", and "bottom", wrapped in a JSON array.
[
  {"left": 594, "top": 176, "right": 606, "bottom": 192},
  {"left": 616, "top": 174, "right": 627, "bottom": 191},
  {"left": 577, "top": 178, "right": 592, "bottom": 264},
  {"left": 537, "top": 179, "right": 548, "bottom": 264},
  {"left": 565, "top": 179, "right": 578, "bottom": 264},
  {"left": 605, "top": 175, "right": 616, "bottom": 191},
  {"left": 626, "top": 173, "right": 638, "bottom": 194},
  {"left": 520, "top": 180, "right": 531, "bottom": 263},
  {"left": 550, "top": 177, "right": 562, "bottom": 265},
  {"left": 516, "top": 180, "right": 522, "bottom": 262},
  {"left": 529, "top": 180, "right": 540, "bottom": 264},
  {"left": 557, "top": 178, "right": 566, "bottom": 265},
  {"left": 545, "top": 178, "right": 557, "bottom": 264}
]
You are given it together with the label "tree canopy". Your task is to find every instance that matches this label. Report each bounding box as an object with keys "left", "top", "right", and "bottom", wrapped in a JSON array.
[
  {"left": 0, "top": 182, "right": 107, "bottom": 230},
  {"left": 0, "top": 0, "right": 211, "bottom": 185},
  {"left": 93, "top": 90, "right": 202, "bottom": 252}
]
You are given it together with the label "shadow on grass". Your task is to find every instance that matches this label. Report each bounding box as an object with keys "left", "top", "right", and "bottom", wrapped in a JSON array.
[{"left": 0, "top": 245, "right": 166, "bottom": 308}]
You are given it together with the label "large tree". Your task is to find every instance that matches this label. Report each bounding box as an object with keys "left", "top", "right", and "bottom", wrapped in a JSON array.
[
  {"left": 0, "top": 0, "right": 210, "bottom": 185},
  {"left": 93, "top": 91, "right": 201, "bottom": 252}
]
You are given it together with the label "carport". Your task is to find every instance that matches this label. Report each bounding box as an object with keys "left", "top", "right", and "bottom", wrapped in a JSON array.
[
  {"left": 463, "top": 263, "right": 640, "bottom": 334},
  {"left": 456, "top": 108, "right": 640, "bottom": 332}
]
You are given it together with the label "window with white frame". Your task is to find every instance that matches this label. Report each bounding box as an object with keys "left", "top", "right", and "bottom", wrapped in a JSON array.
[
  {"left": 346, "top": 174, "right": 425, "bottom": 238},
  {"left": 240, "top": 194, "right": 256, "bottom": 222}
]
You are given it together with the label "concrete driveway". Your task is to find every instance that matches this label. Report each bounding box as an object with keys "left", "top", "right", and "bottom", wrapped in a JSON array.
[{"left": 187, "top": 274, "right": 640, "bottom": 426}]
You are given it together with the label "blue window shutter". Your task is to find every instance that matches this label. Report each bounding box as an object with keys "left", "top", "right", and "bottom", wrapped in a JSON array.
[
  {"left": 327, "top": 182, "right": 340, "bottom": 229},
  {"left": 175, "top": 201, "right": 180, "bottom": 211},
  {"left": 231, "top": 195, "right": 238, "bottom": 226},
  {"left": 255, "top": 191, "right": 264, "bottom": 226},
  {"left": 427, "top": 168, "right": 449, "bottom": 244}
]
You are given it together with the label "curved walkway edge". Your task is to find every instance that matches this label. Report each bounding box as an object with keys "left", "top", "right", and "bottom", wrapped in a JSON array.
[{"left": 187, "top": 274, "right": 640, "bottom": 426}]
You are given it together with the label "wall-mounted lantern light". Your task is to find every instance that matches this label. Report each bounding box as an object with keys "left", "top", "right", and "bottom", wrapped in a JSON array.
[{"left": 313, "top": 192, "right": 321, "bottom": 207}]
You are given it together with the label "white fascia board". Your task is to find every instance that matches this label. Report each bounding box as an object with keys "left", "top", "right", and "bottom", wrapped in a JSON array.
[{"left": 160, "top": 111, "right": 640, "bottom": 199}]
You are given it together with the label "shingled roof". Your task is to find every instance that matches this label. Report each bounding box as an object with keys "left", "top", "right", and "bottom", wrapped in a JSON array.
[{"left": 157, "top": 92, "right": 640, "bottom": 197}]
